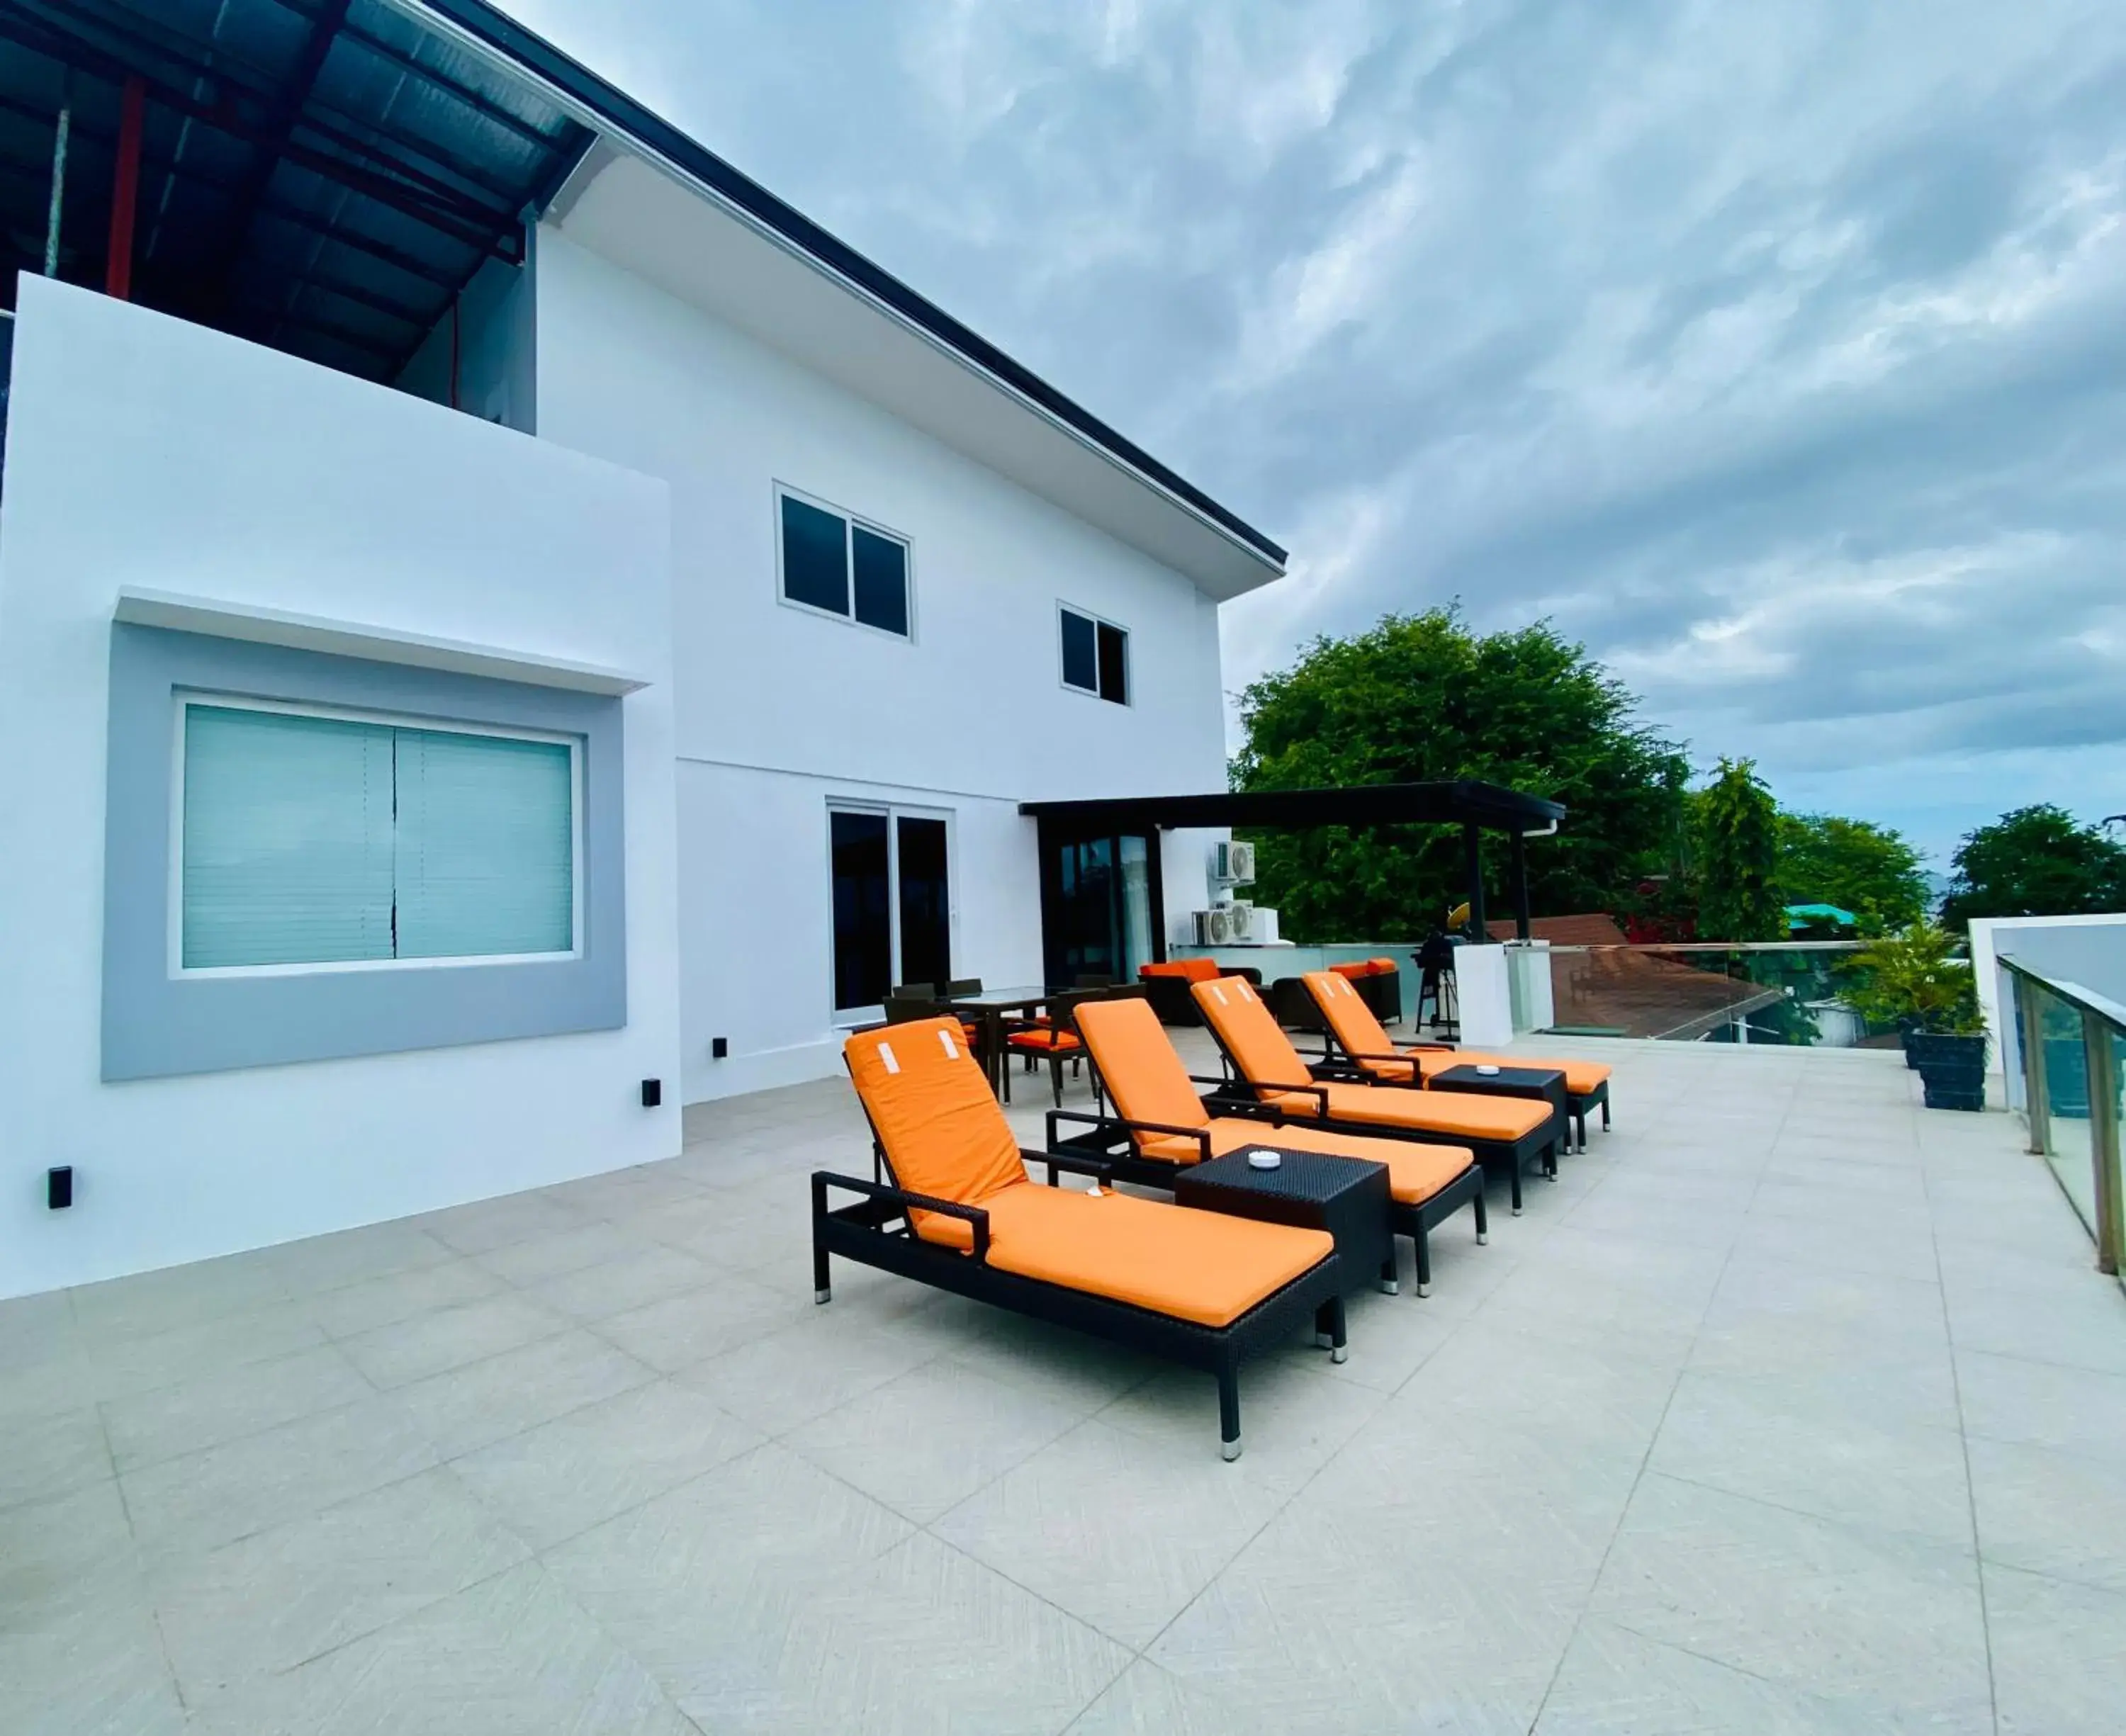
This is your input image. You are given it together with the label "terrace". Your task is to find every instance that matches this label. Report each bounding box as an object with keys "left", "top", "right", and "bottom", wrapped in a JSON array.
[{"left": 6, "top": 1027, "right": 2123, "bottom": 1733}]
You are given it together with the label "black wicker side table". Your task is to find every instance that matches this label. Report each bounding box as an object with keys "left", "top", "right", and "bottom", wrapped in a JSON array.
[
  {"left": 1173, "top": 1146, "right": 1395, "bottom": 1304},
  {"left": 1429, "top": 1064, "right": 1570, "bottom": 1171}
]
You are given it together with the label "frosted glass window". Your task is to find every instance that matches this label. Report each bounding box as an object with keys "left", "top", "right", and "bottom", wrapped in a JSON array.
[
  {"left": 394, "top": 728, "right": 574, "bottom": 959},
  {"left": 182, "top": 707, "right": 397, "bottom": 969},
  {"left": 179, "top": 703, "right": 575, "bottom": 971}
]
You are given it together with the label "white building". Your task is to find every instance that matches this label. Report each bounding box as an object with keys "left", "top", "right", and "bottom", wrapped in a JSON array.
[{"left": 0, "top": 0, "right": 1284, "bottom": 1297}]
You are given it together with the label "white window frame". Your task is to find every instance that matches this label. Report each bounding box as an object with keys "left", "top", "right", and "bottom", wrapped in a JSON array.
[
  {"left": 1057, "top": 600, "right": 1131, "bottom": 706},
  {"left": 167, "top": 691, "right": 587, "bottom": 980},
  {"left": 826, "top": 798, "right": 956, "bottom": 1025},
  {"left": 775, "top": 482, "right": 917, "bottom": 643}
]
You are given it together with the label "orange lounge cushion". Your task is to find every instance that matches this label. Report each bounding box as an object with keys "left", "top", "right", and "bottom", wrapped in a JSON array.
[
  {"left": 1302, "top": 969, "right": 1609, "bottom": 1100},
  {"left": 844, "top": 1020, "right": 1030, "bottom": 1242},
  {"left": 1190, "top": 976, "right": 1314, "bottom": 1096},
  {"left": 1272, "top": 1081, "right": 1551, "bottom": 1142},
  {"left": 1139, "top": 958, "right": 1223, "bottom": 983},
  {"left": 1201, "top": 1121, "right": 1474, "bottom": 1204},
  {"left": 1412, "top": 1049, "right": 1612, "bottom": 1098},
  {"left": 975, "top": 1183, "right": 1331, "bottom": 1327},
  {"left": 1076, "top": 996, "right": 1215, "bottom": 1147},
  {"left": 1366, "top": 957, "right": 1400, "bottom": 974},
  {"left": 1329, "top": 959, "right": 1378, "bottom": 980}
]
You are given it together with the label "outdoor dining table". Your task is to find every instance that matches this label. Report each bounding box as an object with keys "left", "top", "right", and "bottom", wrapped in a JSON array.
[{"left": 934, "top": 983, "right": 1057, "bottom": 1092}]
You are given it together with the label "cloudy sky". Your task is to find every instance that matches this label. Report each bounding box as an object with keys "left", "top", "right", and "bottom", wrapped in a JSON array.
[{"left": 505, "top": 0, "right": 2126, "bottom": 866}]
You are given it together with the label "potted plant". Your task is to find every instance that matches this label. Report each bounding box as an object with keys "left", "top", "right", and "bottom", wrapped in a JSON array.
[{"left": 1845, "top": 924, "right": 1988, "bottom": 1109}]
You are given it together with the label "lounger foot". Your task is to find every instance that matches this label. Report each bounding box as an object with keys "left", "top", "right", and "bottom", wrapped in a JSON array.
[
  {"left": 814, "top": 1287, "right": 831, "bottom": 1304},
  {"left": 1221, "top": 1438, "right": 1242, "bottom": 1462},
  {"left": 1416, "top": 1280, "right": 1431, "bottom": 1298},
  {"left": 1330, "top": 1344, "right": 1348, "bottom": 1364},
  {"left": 1511, "top": 1205, "right": 1523, "bottom": 1217},
  {"left": 1315, "top": 1329, "right": 1334, "bottom": 1349},
  {"left": 1477, "top": 1230, "right": 1490, "bottom": 1245},
  {"left": 1380, "top": 1278, "right": 1400, "bottom": 1295}
]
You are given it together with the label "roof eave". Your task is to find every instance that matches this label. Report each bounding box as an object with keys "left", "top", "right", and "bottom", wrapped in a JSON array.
[{"left": 377, "top": 0, "right": 1287, "bottom": 590}]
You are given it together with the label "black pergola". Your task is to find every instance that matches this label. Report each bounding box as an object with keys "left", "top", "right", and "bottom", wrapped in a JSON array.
[{"left": 1020, "top": 780, "right": 1567, "bottom": 940}]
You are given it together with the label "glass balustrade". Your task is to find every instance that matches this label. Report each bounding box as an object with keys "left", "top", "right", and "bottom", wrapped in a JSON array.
[{"left": 2006, "top": 956, "right": 2125, "bottom": 1285}]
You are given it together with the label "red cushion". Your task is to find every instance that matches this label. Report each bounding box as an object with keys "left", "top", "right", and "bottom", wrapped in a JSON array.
[{"left": 1008, "top": 1028, "right": 1083, "bottom": 1053}]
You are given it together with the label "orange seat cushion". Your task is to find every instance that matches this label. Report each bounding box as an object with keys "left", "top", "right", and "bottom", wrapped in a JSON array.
[
  {"left": 1328, "top": 959, "right": 1374, "bottom": 979},
  {"left": 1366, "top": 957, "right": 1400, "bottom": 974},
  {"left": 844, "top": 1020, "right": 1030, "bottom": 1244},
  {"left": 1273, "top": 1082, "right": 1551, "bottom": 1142},
  {"left": 1008, "top": 1028, "right": 1082, "bottom": 1053},
  {"left": 976, "top": 1184, "right": 1330, "bottom": 1327},
  {"left": 1075, "top": 996, "right": 1215, "bottom": 1161}
]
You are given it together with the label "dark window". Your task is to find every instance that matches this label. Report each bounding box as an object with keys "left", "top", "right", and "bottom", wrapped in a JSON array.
[
  {"left": 830, "top": 811, "right": 892, "bottom": 1011},
  {"left": 781, "top": 494, "right": 849, "bottom": 616},
  {"left": 1062, "top": 607, "right": 1127, "bottom": 704},
  {"left": 1059, "top": 608, "right": 1098, "bottom": 692},
  {"left": 1096, "top": 621, "right": 1129, "bottom": 704},
  {"left": 852, "top": 525, "right": 910, "bottom": 636},
  {"left": 896, "top": 816, "right": 951, "bottom": 989}
]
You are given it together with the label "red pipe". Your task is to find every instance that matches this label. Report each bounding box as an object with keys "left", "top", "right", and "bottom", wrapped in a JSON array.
[{"left": 105, "top": 77, "right": 145, "bottom": 300}]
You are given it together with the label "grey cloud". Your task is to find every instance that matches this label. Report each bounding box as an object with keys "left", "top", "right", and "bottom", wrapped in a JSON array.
[{"left": 504, "top": 0, "right": 2126, "bottom": 859}]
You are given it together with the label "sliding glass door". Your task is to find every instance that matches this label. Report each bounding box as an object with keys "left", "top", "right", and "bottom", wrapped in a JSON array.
[
  {"left": 829, "top": 804, "right": 952, "bottom": 1015},
  {"left": 1042, "top": 830, "right": 1160, "bottom": 988}
]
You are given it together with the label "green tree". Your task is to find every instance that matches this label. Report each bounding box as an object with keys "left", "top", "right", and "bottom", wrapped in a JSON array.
[
  {"left": 1694, "top": 758, "right": 1783, "bottom": 941},
  {"left": 1940, "top": 804, "right": 2126, "bottom": 926},
  {"left": 1231, "top": 609, "right": 1689, "bottom": 940},
  {"left": 1776, "top": 812, "right": 1928, "bottom": 935}
]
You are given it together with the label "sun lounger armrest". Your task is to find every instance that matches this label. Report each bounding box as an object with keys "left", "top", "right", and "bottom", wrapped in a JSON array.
[
  {"left": 810, "top": 1170, "right": 991, "bottom": 1262},
  {"left": 1046, "top": 1108, "right": 1211, "bottom": 1166},
  {"left": 1197, "top": 1075, "right": 1331, "bottom": 1115},
  {"left": 1024, "top": 1144, "right": 1120, "bottom": 1188}
]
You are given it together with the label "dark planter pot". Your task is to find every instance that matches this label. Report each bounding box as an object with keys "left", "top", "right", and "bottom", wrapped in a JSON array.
[
  {"left": 1899, "top": 1024, "right": 1920, "bottom": 1070},
  {"left": 1909, "top": 1032, "right": 1986, "bottom": 1111}
]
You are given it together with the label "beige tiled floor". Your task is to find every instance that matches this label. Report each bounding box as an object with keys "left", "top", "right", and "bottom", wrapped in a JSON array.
[{"left": 5, "top": 1032, "right": 2125, "bottom": 1733}]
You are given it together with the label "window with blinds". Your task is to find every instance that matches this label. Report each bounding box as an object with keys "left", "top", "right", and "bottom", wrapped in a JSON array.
[{"left": 179, "top": 701, "right": 576, "bottom": 971}]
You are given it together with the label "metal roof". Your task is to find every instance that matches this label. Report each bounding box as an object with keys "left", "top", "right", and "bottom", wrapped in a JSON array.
[
  {"left": 0, "top": 0, "right": 590, "bottom": 381},
  {"left": 0, "top": 0, "right": 1285, "bottom": 569},
  {"left": 1020, "top": 781, "right": 1569, "bottom": 835}
]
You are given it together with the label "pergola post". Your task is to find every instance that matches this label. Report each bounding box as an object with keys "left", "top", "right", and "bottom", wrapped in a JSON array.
[
  {"left": 1509, "top": 830, "right": 1531, "bottom": 941},
  {"left": 1461, "top": 822, "right": 1486, "bottom": 940}
]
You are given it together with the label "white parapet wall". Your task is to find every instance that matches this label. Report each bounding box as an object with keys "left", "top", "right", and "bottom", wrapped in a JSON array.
[
  {"left": 0, "top": 279, "right": 682, "bottom": 1299},
  {"left": 1969, "top": 913, "right": 2126, "bottom": 1108},
  {"left": 1456, "top": 945, "right": 1517, "bottom": 1048}
]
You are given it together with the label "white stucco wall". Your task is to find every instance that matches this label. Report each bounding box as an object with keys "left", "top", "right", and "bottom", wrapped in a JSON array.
[
  {"left": 532, "top": 230, "right": 1231, "bottom": 1098},
  {"left": 0, "top": 278, "right": 681, "bottom": 1299},
  {"left": 1969, "top": 912, "right": 2126, "bottom": 1107}
]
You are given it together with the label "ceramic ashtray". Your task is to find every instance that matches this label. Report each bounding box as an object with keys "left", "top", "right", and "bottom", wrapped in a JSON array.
[
  {"left": 1247, "top": 1150, "right": 1282, "bottom": 1171},
  {"left": 1475, "top": 1064, "right": 1501, "bottom": 1075}
]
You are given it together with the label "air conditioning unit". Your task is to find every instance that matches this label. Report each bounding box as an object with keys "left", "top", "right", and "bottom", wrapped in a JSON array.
[
  {"left": 1193, "top": 907, "right": 1237, "bottom": 945},
  {"left": 1226, "top": 901, "right": 1256, "bottom": 940},
  {"left": 1210, "top": 840, "right": 1257, "bottom": 886}
]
